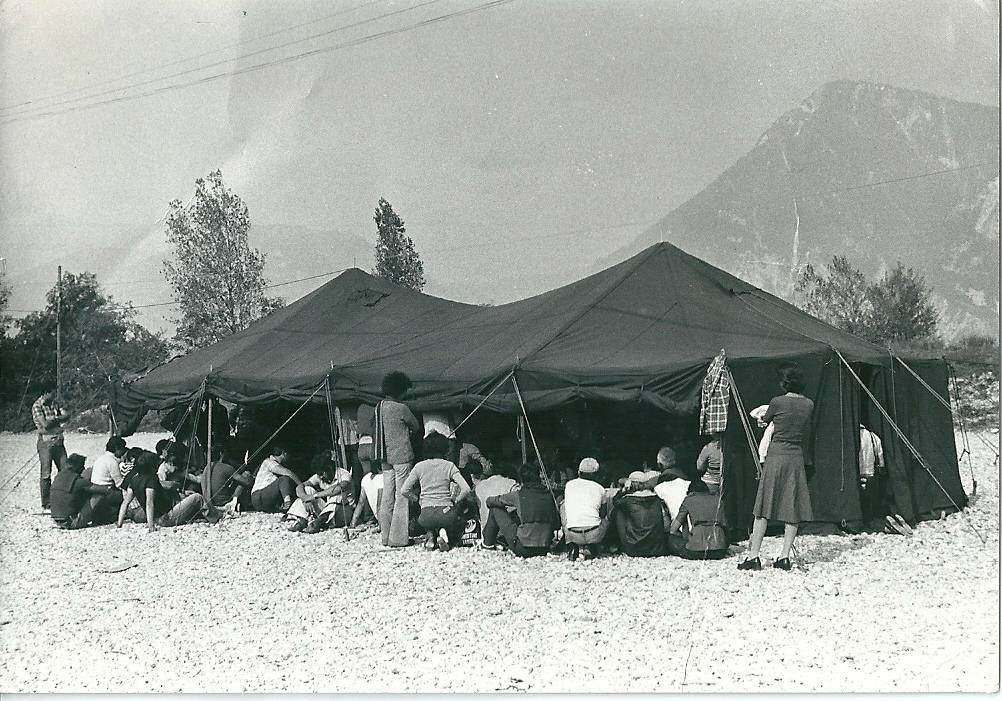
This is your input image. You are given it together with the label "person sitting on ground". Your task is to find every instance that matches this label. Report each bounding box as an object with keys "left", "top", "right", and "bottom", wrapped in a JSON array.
[
  {"left": 375, "top": 371, "right": 421, "bottom": 547},
  {"left": 157, "top": 444, "right": 201, "bottom": 493},
  {"left": 400, "top": 431, "right": 472, "bottom": 552},
  {"left": 201, "top": 437, "right": 254, "bottom": 513},
  {"left": 89, "top": 436, "right": 129, "bottom": 521},
  {"left": 117, "top": 452, "right": 221, "bottom": 531},
  {"left": 614, "top": 469, "right": 669, "bottom": 557},
  {"left": 653, "top": 450, "right": 691, "bottom": 523},
  {"left": 51, "top": 454, "right": 118, "bottom": 529},
  {"left": 250, "top": 443, "right": 301, "bottom": 513},
  {"left": 286, "top": 450, "right": 355, "bottom": 534},
  {"left": 561, "top": 457, "right": 617, "bottom": 561},
  {"left": 483, "top": 462, "right": 559, "bottom": 557},
  {"left": 667, "top": 480, "right": 729, "bottom": 560},
  {"left": 695, "top": 433, "right": 723, "bottom": 495},
  {"left": 349, "top": 463, "right": 383, "bottom": 529},
  {"left": 473, "top": 461, "right": 518, "bottom": 528}
]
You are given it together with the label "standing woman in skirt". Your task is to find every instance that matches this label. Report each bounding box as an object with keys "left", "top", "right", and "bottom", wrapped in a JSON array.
[{"left": 738, "top": 365, "right": 814, "bottom": 571}]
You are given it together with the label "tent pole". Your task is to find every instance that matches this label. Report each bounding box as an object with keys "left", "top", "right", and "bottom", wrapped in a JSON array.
[
  {"left": 518, "top": 415, "right": 527, "bottom": 464},
  {"left": 511, "top": 375, "right": 560, "bottom": 509},
  {"left": 206, "top": 397, "right": 213, "bottom": 468}
]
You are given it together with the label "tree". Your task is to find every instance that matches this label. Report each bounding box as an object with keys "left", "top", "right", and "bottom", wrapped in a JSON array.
[
  {"left": 794, "top": 255, "right": 940, "bottom": 345},
  {"left": 373, "top": 198, "right": 425, "bottom": 291},
  {"left": 163, "top": 170, "right": 283, "bottom": 352},
  {"left": 794, "top": 256, "right": 872, "bottom": 337},
  {"left": 0, "top": 272, "right": 168, "bottom": 431},
  {"left": 865, "top": 263, "right": 938, "bottom": 344}
]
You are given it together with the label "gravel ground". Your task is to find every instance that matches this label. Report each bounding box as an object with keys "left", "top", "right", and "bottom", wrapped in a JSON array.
[{"left": 0, "top": 430, "right": 998, "bottom": 693}]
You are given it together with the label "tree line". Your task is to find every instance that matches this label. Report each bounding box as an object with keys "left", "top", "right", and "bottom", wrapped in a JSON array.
[{"left": 0, "top": 170, "right": 994, "bottom": 431}]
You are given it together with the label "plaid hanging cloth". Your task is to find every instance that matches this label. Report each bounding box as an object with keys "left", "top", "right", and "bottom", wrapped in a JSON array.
[{"left": 699, "top": 350, "right": 730, "bottom": 435}]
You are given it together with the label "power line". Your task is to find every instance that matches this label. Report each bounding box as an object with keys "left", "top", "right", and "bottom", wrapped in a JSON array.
[
  {"left": 5, "top": 268, "right": 352, "bottom": 316},
  {"left": 813, "top": 161, "right": 998, "bottom": 196},
  {"left": 2, "top": 0, "right": 446, "bottom": 121},
  {"left": 1, "top": 0, "right": 512, "bottom": 125},
  {"left": 0, "top": 0, "right": 390, "bottom": 114}
]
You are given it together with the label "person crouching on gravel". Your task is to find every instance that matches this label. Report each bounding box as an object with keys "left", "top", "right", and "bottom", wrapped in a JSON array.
[
  {"left": 117, "top": 453, "right": 221, "bottom": 531},
  {"left": 250, "top": 443, "right": 301, "bottom": 513},
  {"left": 482, "top": 462, "right": 559, "bottom": 557},
  {"left": 400, "top": 431, "right": 472, "bottom": 552},
  {"left": 561, "top": 457, "right": 616, "bottom": 561}
]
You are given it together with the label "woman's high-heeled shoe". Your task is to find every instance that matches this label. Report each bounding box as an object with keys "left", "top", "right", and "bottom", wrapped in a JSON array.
[
  {"left": 737, "top": 556, "right": 761, "bottom": 571},
  {"left": 773, "top": 557, "right": 792, "bottom": 570}
]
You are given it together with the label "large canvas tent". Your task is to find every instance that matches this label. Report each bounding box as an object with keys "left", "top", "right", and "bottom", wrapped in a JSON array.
[{"left": 113, "top": 242, "right": 966, "bottom": 530}]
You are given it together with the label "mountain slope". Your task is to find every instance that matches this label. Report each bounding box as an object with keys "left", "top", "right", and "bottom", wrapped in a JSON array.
[{"left": 602, "top": 80, "right": 1000, "bottom": 338}]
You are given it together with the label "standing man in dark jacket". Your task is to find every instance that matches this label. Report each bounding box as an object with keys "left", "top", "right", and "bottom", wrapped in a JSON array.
[
  {"left": 31, "top": 390, "right": 69, "bottom": 510},
  {"left": 483, "top": 463, "right": 559, "bottom": 557}
]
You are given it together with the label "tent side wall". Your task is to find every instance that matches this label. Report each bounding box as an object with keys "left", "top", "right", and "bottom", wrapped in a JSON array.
[{"left": 866, "top": 359, "right": 965, "bottom": 521}]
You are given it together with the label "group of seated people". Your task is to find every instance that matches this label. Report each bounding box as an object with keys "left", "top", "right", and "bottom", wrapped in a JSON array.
[
  {"left": 50, "top": 437, "right": 222, "bottom": 531},
  {"left": 49, "top": 422, "right": 730, "bottom": 566}
]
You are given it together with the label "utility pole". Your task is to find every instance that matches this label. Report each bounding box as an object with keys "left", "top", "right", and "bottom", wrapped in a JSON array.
[{"left": 56, "top": 265, "right": 62, "bottom": 402}]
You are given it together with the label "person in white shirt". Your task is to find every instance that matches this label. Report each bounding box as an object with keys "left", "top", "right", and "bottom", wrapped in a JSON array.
[
  {"left": 90, "top": 437, "right": 128, "bottom": 489},
  {"left": 350, "top": 467, "right": 384, "bottom": 529},
  {"left": 653, "top": 447, "right": 691, "bottom": 522},
  {"left": 88, "top": 436, "right": 129, "bottom": 522},
  {"left": 561, "top": 457, "right": 616, "bottom": 561}
]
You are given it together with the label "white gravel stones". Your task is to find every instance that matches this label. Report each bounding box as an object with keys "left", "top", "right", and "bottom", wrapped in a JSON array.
[{"left": 0, "top": 430, "right": 997, "bottom": 692}]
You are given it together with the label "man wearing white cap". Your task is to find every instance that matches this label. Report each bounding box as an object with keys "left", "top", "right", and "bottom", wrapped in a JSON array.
[{"left": 560, "top": 457, "right": 615, "bottom": 561}]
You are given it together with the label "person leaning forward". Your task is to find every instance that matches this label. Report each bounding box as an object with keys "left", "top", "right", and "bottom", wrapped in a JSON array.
[{"left": 31, "top": 390, "right": 69, "bottom": 510}]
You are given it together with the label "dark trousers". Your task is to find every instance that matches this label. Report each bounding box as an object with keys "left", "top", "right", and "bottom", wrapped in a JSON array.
[
  {"left": 37, "top": 436, "right": 67, "bottom": 508},
  {"left": 92, "top": 489, "right": 123, "bottom": 525},
  {"left": 417, "top": 505, "right": 465, "bottom": 542},
  {"left": 483, "top": 506, "right": 549, "bottom": 558},
  {"left": 53, "top": 494, "right": 103, "bottom": 530},
  {"left": 250, "top": 477, "right": 296, "bottom": 512},
  {"left": 667, "top": 533, "right": 729, "bottom": 560}
]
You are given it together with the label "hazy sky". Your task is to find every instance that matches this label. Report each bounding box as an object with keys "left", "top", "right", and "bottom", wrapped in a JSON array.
[{"left": 1, "top": 0, "right": 998, "bottom": 322}]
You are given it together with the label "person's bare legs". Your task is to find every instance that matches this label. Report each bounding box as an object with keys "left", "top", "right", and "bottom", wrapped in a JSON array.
[
  {"left": 746, "top": 516, "right": 768, "bottom": 559},
  {"left": 779, "top": 523, "right": 798, "bottom": 559}
]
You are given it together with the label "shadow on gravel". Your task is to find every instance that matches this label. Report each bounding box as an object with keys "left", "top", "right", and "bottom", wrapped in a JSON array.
[{"left": 796, "top": 535, "right": 872, "bottom": 564}]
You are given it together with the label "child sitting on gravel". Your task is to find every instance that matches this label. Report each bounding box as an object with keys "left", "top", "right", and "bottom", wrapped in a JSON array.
[{"left": 400, "top": 431, "right": 472, "bottom": 552}]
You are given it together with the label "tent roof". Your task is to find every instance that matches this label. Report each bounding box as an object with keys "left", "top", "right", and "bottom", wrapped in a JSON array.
[{"left": 116, "top": 242, "right": 889, "bottom": 415}]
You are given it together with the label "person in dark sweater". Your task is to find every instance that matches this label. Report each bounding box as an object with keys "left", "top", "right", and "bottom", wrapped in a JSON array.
[
  {"left": 50, "top": 454, "right": 118, "bottom": 529},
  {"left": 668, "top": 480, "right": 729, "bottom": 560},
  {"left": 482, "top": 463, "right": 559, "bottom": 558}
]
